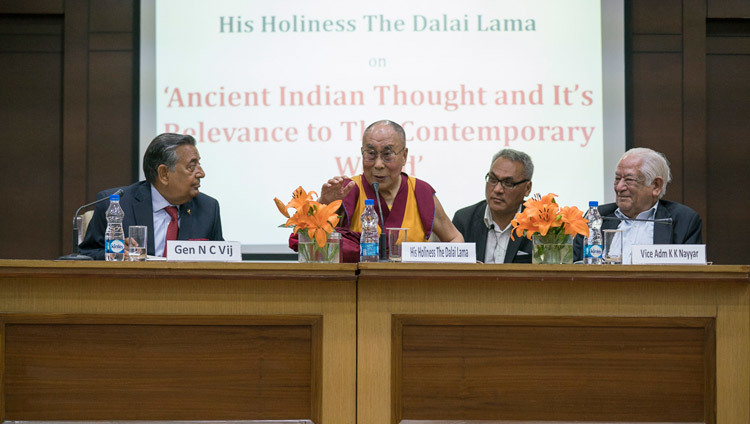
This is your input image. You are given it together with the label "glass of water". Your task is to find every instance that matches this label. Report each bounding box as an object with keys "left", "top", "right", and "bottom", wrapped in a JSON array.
[
  {"left": 602, "top": 229, "right": 623, "bottom": 264},
  {"left": 128, "top": 225, "right": 148, "bottom": 261},
  {"left": 387, "top": 228, "right": 408, "bottom": 262}
]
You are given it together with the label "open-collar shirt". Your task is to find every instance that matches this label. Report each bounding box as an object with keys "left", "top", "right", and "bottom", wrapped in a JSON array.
[
  {"left": 482, "top": 204, "right": 522, "bottom": 264},
  {"left": 614, "top": 201, "right": 658, "bottom": 264}
]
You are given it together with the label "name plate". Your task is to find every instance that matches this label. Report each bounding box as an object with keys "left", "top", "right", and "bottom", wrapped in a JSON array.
[
  {"left": 166, "top": 240, "right": 241, "bottom": 262},
  {"left": 402, "top": 242, "right": 476, "bottom": 263},
  {"left": 631, "top": 244, "right": 706, "bottom": 265}
]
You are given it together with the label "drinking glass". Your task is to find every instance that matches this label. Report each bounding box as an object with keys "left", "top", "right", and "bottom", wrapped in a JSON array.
[
  {"left": 128, "top": 225, "right": 148, "bottom": 261},
  {"left": 602, "top": 229, "right": 623, "bottom": 264},
  {"left": 387, "top": 228, "right": 408, "bottom": 262}
]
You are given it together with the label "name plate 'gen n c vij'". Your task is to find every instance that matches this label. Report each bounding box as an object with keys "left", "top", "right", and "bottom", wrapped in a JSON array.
[{"left": 165, "top": 240, "right": 241, "bottom": 262}]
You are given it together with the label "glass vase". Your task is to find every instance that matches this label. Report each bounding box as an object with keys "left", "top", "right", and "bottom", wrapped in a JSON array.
[
  {"left": 298, "top": 231, "right": 341, "bottom": 263},
  {"left": 532, "top": 233, "right": 574, "bottom": 264}
]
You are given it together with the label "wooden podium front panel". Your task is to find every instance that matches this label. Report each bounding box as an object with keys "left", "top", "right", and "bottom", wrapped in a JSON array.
[
  {"left": 0, "top": 261, "right": 358, "bottom": 424},
  {"left": 357, "top": 264, "right": 750, "bottom": 424},
  {"left": 394, "top": 316, "right": 712, "bottom": 422},
  {"left": 4, "top": 317, "right": 318, "bottom": 420}
]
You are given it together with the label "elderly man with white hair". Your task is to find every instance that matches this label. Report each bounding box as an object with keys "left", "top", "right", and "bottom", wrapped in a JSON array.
[{"left": 574, "top": 147, "right": 702, "bottom": 263}]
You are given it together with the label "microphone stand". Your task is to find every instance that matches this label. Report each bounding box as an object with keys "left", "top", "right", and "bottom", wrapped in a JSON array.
[
  {"left": 602, "top": 216, "right": 673, "bottom": 224},
  {"left": 58, "top": 189, "right": 123, "bottom": 260},
  {"left": 372, "top": 182, "right": 388, "bottom": 261}
]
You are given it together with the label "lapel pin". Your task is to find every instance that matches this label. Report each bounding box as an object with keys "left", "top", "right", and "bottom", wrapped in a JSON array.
[{"left": 187, "top": 209, "right": 191, "bottom": 215}]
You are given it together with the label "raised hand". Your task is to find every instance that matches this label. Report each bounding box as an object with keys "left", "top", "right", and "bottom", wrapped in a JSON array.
[{"left": 320, "top": 176, "right": 357, "bottom": 204}]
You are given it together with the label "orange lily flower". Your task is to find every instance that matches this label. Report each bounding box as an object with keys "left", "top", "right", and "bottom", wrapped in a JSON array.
[
  {"left": 286, "top": 186, "right": 318, "bottom": 211},
  {"left": 274, "top": 186, "right": 342, "bottom": 248},
  {"left": 285, "top": 201, "right": 315, "bottom": 232},
  {"left": 532, "top": 203, "right": 562, "bottom": 236},
  {"left": 559, "top": 206, "right": 589, "bottom": 237},
  {"left": 510, "top": 193, "right": 588, "bottom": 240},
  {"left": 511, "top": 208, "right": 539, "bottom": 240},
  {"left": 274, "top": 197, "right": 290, "bottom": 218},
  {"left": 305, "top": 200, "right": 342, "bottom": 247},
  {"left": 523, "top": 193, "right": 558, "bottom": 212}
]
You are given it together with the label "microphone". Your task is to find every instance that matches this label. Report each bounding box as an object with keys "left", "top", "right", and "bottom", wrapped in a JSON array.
[
  {"left": 58, "top": 188, "right": 124, "bottom": 260},
  {"left": 602, "top": 216, "right": 673, "bottom": 225},
  {"left": 372, "top": 182, "right": 388, "bottom": 260}
]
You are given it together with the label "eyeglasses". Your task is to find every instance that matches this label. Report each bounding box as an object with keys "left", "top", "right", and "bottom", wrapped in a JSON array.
[
  {"left": 361, "top": 146, "right": 405, "bottom": 164},
  {"left": 485, "top": 173, "right": 529, "bottom": 190},
  {"left": 614, "top": 176, "right": 643, "bottom": 187}
]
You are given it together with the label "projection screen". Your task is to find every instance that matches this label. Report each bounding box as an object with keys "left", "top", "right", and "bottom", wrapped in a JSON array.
[{"left": 140, "top": 0, "right": 625, "bottom": 254}]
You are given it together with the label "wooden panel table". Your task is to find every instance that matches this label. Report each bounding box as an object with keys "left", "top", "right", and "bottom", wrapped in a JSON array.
[
  {"left": 0, "top": 260, "right": 357, "bottom": 423},
  {"left": 1, "top": 261, "right": 747, "bottom": 424},
  {"left": 357, "top": 264, "right": 750, "bottom": 424}
]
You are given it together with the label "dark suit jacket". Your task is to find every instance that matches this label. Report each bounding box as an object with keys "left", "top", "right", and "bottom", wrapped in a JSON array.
[
  {"left": 573, "top": 199, "right": 703, "bottom": 262},
  {"left": 79, "top": 180, "right": 224, "bottom": 260},
  {"left": 452, "top": 200, "right": 532, "bottom": 263}
]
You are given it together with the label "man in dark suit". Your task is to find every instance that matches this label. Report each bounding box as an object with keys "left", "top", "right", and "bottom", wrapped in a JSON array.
[
  {"left": 452, "top": 149, "right": 533, "bottom": 263},
  {"left": 79, "top": 133, "right": 223, "bottom": 260},
  {"left": 574, "top": 147, "right": 702, "bottom": 263}
]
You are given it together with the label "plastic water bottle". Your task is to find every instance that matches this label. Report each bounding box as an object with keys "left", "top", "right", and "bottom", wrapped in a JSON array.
[
  {"left": 105, "top": 194, "right": 125, "bottom": 261},
  {"left": 583, "top": 200, "right": 603, "bottom": 264},
  {"left": 360, "top": 199, "right": 379, "bottom": 262}
]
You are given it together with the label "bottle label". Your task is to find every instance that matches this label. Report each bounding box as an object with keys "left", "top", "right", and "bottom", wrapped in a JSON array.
[
  {"left": 360, "top": 242, "right": 378, "bottom": 257},
  {"left": 106, "top": 239, "right": 125, "bottom": 254},
  {"left": 585, "top": 244, "right": 603, "bottom": 259}
]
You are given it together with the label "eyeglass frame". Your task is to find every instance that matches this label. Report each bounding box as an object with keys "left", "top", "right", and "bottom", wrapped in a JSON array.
[
  {"left": 485, "top": 173, "right": 530, "bottom": 190},
  {"left": 361, "top": 146, "right": 406, "bottom": 164},
  {"left": 613, "top": 175, "right": 645, "bottom": 187}
]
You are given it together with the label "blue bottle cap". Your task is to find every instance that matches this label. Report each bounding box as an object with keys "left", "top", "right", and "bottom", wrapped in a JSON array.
[
  {"left": 589, "top": 200, "right": 598, "bottom": 207},
  {"left": 364, "top": 199, "right": 374, "bottom": 206},
  {"left": 110, "top": 194, "right": 120, "bottom": 201}
]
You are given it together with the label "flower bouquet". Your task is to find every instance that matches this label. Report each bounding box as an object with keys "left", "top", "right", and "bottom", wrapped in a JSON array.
[
  {"left": 274, "top": 187, "right": 342, "bottom": 263},
  {"left": 510, "top": 193, "right": 589, "bottom": 264}
]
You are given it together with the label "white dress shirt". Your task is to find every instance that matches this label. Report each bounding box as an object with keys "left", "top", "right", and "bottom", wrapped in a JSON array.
[
  {"left": 614, "top": 202, "right": 658, "bottom": 264},
  {"left": 482, "top": 205, "right": 522, "bottom": 264},
  {"left": 151, "top": 185, "right": 180, "bottom": 257}
]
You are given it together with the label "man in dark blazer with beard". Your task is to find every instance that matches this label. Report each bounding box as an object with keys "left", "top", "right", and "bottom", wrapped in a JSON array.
[
  {"left": 79, "top": 133, "right": 223, "bottom": 260},
  {"left": 453, "top": 149, "right": 534, "bottom": 263}
]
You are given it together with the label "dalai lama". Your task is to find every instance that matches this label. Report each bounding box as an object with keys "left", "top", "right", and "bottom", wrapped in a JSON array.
[{"left": 318, "top": 120, "right": 463, "bottom": 243}]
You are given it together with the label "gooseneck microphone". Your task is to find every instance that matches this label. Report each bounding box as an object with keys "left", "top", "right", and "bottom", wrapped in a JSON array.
[
  {"left": 372, "top": 182, "right": 388, "bottom": 260},
  {"left": 602, "top": 216, "right": 673, "bottom": 225},
  {"left": 58, "top": 188, "right": 124, "bottom": 260}
]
